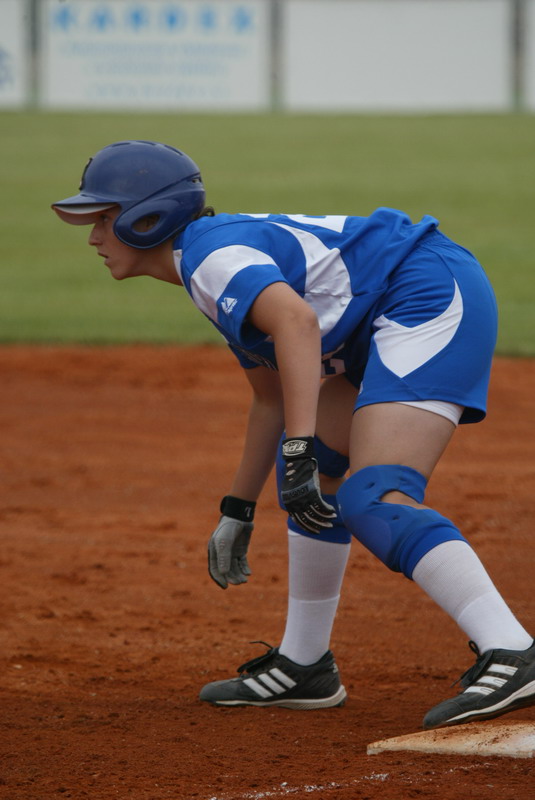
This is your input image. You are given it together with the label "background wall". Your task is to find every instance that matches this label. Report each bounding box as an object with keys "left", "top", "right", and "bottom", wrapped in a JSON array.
[
  {"left": 0, "top": 0, "right": 30, "bottom": 107},
  {"left": 1, "top": 1, "right": 534, "bottom": 354},
  {"left": 39, "top": 0, "right": 271, "bottom": 110},
  {"left": 282, "top": 0, "right": 511, "bottom": 111},
  {"left": 3, "top": 0, "right": 535, "bottom": 112}
]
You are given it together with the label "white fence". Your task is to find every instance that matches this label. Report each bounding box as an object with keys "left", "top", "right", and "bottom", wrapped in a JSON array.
[
  {"left": 2, "top": 0, "right": 535, "bottom": 111},
  {"left": 282, "top": 0, "right": 511, "bottom": 111},
  {"left": 526, "top": 0, "right": 535, "bottom": 106},
  {"left": 0, "top": 0, "right": 30, "bottom": 107}
]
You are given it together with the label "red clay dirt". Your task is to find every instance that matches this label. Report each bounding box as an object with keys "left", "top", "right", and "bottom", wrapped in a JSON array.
[{"left": 0, "top": 345, "right": 533, "bottom": 800}]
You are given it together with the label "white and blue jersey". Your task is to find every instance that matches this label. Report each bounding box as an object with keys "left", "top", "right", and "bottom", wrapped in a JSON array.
[
  {"left": 174, "top": 208, "right": 497, "bottom": 423},
  {"left": 175, "top": 208, "right": 437, "bottom": 368}
]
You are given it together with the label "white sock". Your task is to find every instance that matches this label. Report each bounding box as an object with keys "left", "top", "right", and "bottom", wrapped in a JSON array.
[
  {"left": 279, "top": 531, "right": 351, "bottom": 666},
  {"left": 412, "top": 540, "right": 533, "bottom": 654}
]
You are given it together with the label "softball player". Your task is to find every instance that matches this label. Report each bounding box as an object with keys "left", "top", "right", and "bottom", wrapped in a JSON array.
[{"left": 52, "top": 140, "right": 535, "bottom": 729}]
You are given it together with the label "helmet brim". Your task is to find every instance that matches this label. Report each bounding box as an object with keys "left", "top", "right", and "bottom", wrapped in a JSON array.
[{"left": 52, "top": 195, "right": 119, "bottom": 225}]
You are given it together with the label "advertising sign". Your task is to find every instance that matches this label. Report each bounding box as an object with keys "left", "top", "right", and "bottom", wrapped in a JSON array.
[
  {"left": 0, "top": 0, "right": 29, "bottom": 108},
  {"left": 524, "top": 0, "right": 535, "bottom": 110},
  {"left": 39, "top": 0, "right": 270, "bottom": 110}
]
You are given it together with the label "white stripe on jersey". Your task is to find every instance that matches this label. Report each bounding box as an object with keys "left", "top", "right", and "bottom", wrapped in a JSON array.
[
  {"left": 373, "top": 279, "right": 463, "bottom": 378},
  {"left": 283, "top": 215, "right": 347, "bottom": 232},
  {"left": 270, "top": 223, "right": 353, "bottom": 336},
  {"left": 190, "top": 245, "right": 278, "bottom": 322},
  {"left": 242, "top": 214, "right": 347, "bottom": 233}
]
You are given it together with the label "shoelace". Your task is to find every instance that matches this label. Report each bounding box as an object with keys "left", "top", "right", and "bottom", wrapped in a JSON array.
[
  {"left": 453, "top": 640, "right": 506, "bottom": 691},
  {"left": 454, "top": 641, "right": 493, "bottom": 689},
  {"left": 454, "top": 639, "right": 535, "bottom": 691},
  {"left": 237, "top": 641, "right": 275, "bottom": 675}
]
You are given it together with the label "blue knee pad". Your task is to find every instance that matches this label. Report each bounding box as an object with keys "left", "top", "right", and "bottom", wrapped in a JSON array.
[
  {"left": 336, "top": 464, "right": 468, "bottom": 578},
  {"left": 276, "top": 435, "right": 351, "bottom": 544}
]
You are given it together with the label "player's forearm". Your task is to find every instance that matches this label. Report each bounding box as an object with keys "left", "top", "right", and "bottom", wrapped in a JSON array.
[
  {"left": 229, "top": 392, "right": 285, "bottom": 501},
  {"left": 248, "top": 283, "right": 322, "bottom": 439},
  {"left": 272, "top": 314, "right": 322, "bottom": 439}
]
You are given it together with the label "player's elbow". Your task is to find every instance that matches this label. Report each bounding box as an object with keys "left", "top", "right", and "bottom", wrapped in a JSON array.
[
  {"left": 286, "top": 302, "right": 320, "bottom": 339},
  {"left": 249, "top": 283, "right": 319, "bottom": 342}
]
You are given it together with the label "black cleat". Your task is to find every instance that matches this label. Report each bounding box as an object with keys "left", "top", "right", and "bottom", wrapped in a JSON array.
[
  {"left": 200, "top": 643, "right": 346, "bottom": 709},
  {"left": 423, "top": 639, "right": 535, "bottom": 729}
]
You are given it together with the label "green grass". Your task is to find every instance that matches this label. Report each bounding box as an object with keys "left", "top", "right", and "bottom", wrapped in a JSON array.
[{"left": 1, "top": 110, "right": 534, "bottom": 353}]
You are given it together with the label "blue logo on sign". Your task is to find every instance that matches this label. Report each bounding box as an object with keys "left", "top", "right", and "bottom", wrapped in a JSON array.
[
  {"left": 52, "top": 6, "right": 78, "bottom": 30},
  {"left": 161, "top": 7, "right": 187, "bottom": 30},
  {"left": 90, "top": 9, "right": 115, "bottom": 31},
  {"left": 231, "top": 7, "right": 253, "bottom": 32},
  {"left": 199, "top": 7, "right": 217, "bottom": 31},
  {"left": 128, "top": 6, "right": 150, "bottom": 31},
  {"left": 50, "top": 3, "right": 255, "bottom": 34}
]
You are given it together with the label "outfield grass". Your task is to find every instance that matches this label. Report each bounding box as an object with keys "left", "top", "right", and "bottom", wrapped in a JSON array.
[{"left": 1, "top": 111, "right": 534, "bottom": 353}]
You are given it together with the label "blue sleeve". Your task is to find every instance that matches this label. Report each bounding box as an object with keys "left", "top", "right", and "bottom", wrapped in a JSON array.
[
  {"left": 214, "top": 264, "right": 288, "bottom": 347},
  {"left": 180, "top": 218, "right": 297, "bottom": 348},
  {"left": 227, "top": 344, "right": 260, "bottom": 369}
]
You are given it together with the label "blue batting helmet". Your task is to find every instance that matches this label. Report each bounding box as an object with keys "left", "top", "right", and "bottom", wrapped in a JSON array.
[{"left": 52, "top": 140, "right": 206, "bottom": 248}]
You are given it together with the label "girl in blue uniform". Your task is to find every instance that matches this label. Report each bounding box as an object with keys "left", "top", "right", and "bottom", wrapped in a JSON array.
[{"left": 53, "top": 140, "right": 535, "bottom": 729}]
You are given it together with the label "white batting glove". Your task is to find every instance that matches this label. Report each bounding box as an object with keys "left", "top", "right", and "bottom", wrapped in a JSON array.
[{"left": 207, "top": 496, "right": 256, "bottom": 590}]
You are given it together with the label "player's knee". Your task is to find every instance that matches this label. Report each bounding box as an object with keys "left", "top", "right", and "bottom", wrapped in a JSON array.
[
  {"left": 336, "top": 464, "right": 467, "bottom": 578},
  {"left": 319, "top": 474, "right": 345, "bottom": 495}
]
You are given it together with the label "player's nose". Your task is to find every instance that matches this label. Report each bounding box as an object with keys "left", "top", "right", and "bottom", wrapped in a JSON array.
[{"left": 88, "top": 225, "right": 101, "bottom": 246}]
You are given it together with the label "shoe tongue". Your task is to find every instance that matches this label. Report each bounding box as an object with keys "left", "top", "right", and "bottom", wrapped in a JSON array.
[{"left": 238, "top": 648, "right": 275, "bottom": 675}]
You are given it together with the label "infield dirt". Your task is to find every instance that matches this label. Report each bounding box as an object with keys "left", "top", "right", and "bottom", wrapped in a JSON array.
[{"left": 1, "top": 346, "right": 533, "bottom": 799}]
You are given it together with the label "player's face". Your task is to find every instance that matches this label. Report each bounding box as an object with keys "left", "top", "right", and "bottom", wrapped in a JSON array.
[{"left": 88, "top": 207, "right": 152, "bottom": 280}]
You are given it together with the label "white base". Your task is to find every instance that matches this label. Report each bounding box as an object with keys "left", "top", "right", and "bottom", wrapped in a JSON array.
[{"left": 367, "top": 721, "right": 535, "bottom": 759}]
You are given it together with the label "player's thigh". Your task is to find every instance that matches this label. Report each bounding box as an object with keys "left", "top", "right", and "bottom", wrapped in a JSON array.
[
  {"left": 316, "top": 374, "right": 357, "bottom": 457},
  {"left": 349, "top": 402, "right": 456, "bottom": 484},
  {"left": 313, "top": 374, "right": 357, "bottom": 494}
]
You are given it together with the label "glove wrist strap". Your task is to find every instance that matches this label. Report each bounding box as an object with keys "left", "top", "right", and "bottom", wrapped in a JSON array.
[
  {"left": 281, "top": 436, "right": 315, "bottom": 460},
  {"left": 220, "top": 495, "right": 256, "bottom": 522}
]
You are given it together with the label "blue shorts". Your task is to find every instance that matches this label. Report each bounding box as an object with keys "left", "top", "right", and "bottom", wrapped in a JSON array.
[{"left": 343, "top": 231, "right": 498, "bottom": 423}]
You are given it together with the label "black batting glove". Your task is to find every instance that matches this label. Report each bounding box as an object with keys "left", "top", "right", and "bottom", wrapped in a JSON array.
[{"left": 280, "top": 437, "right": 336, "bottom": 534}]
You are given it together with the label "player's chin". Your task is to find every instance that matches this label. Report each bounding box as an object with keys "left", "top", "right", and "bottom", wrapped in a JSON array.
[{"left": 106, "top": 263, "right": 131, "bottom": 281}]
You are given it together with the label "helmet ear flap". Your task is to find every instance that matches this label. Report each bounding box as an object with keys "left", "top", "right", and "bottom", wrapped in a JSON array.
[
  {"left": 114, "top": 191, "right": 204, "bottom": 248},
  {"left": 115, "top": 200, "right": 175, "bottom": 248}
]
